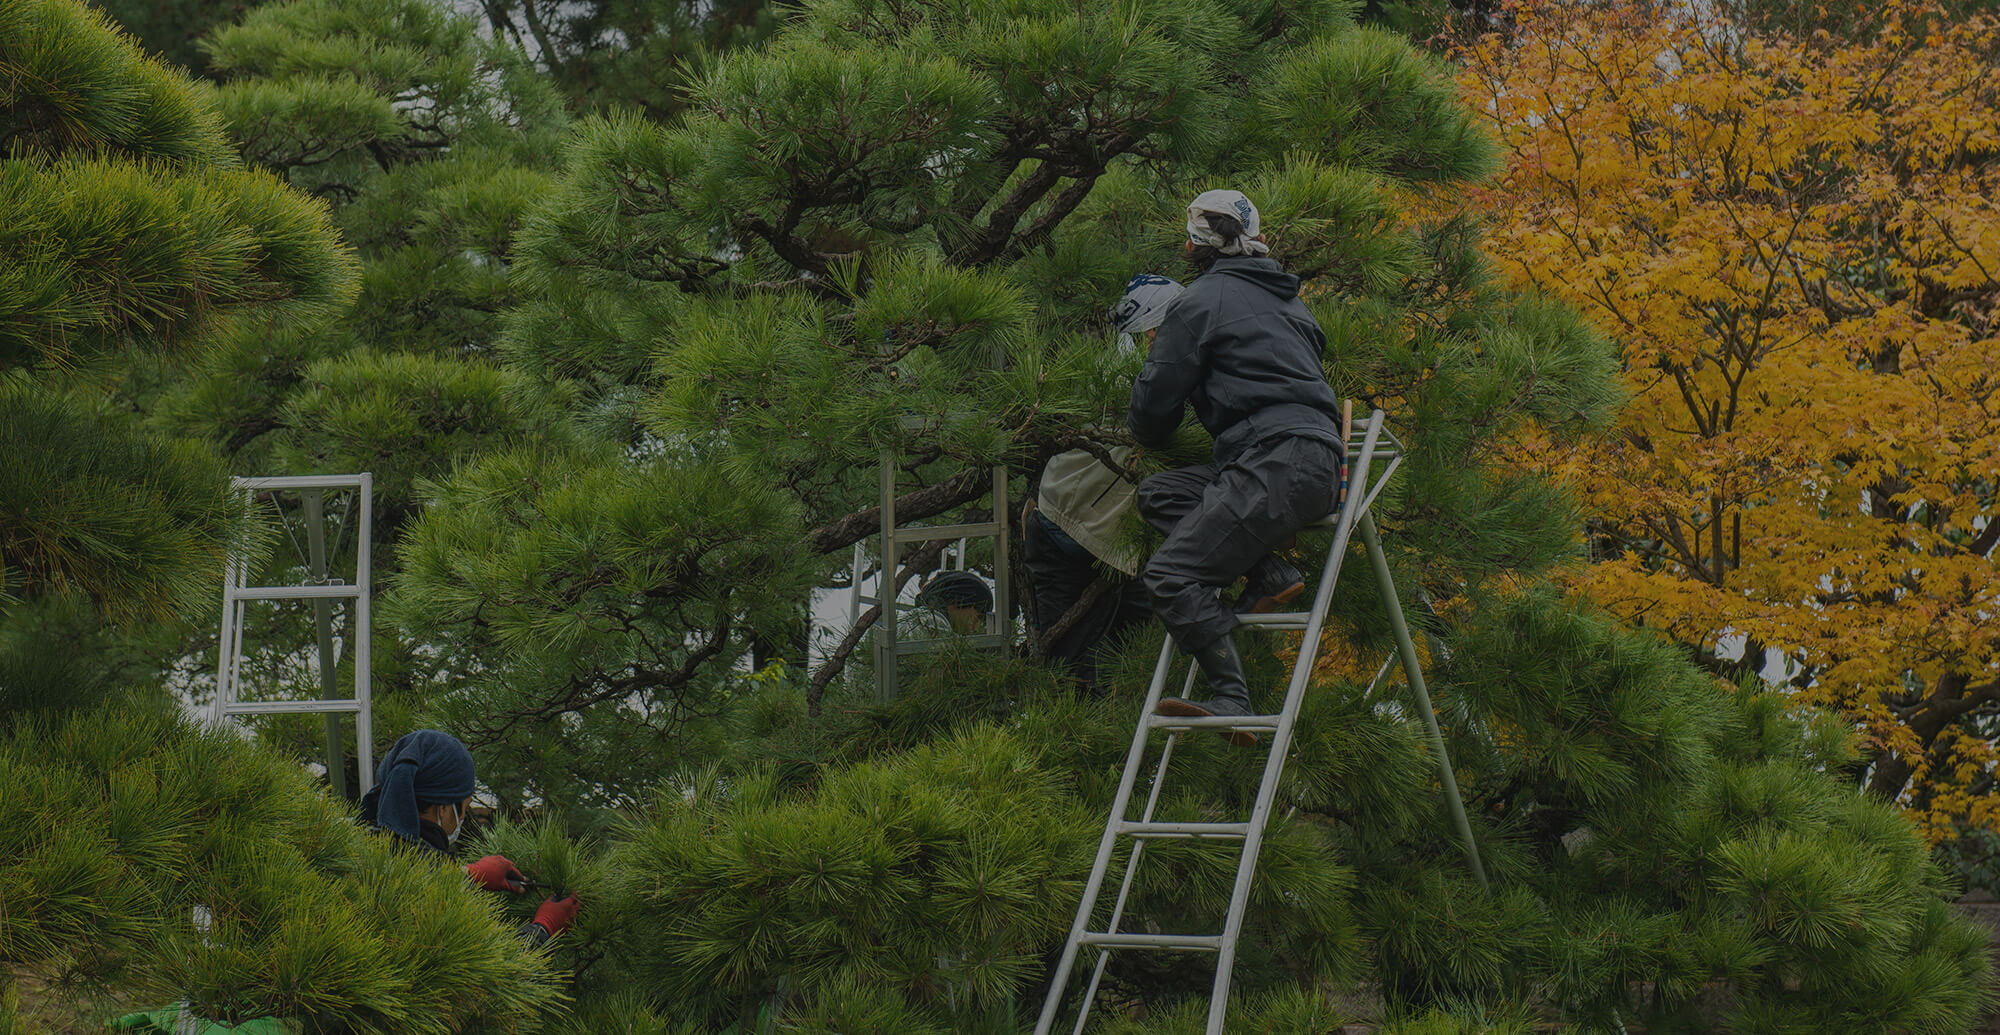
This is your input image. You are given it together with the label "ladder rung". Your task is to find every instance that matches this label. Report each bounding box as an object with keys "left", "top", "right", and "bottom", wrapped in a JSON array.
[
  {"left": 1078, "top": 932, "right": 1222, "bottom": 952},
  {"left": 229, "top": 584, "right": 361, "bottom": 601},
  {"left": 1117, "top": 820, "right": 1249, "bottom": 840},
  {"left": 1236, "top": 611, "right": 1312, "bottom": 630},
  {"left": 220, "top": 700, "right": 364, "bottom": 715},
  {"left": 891, "top": 521, "right": 997, "bottom": 542},
  {"left": 235, "top": 475, "right": 369, "bottom": 490},
  {"left": 885, "top": 632, "right": 1009, "bottom": 655},
  {"left": 1146, "top": 714, "right": 1282, "bottom": 732}
]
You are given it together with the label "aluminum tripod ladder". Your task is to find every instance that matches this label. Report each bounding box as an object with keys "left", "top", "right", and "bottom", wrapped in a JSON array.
[
  {"left": 1035, "top": 410, "right": 1487, "bottom": 1035},
  {"left": 211, "top": 474, "right": 375, "bottom": 796}
]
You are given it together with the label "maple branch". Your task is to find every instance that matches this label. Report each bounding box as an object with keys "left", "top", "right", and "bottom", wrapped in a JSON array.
[{"left": 1966, "top": 518, "right": 2000, "bottom": 560}]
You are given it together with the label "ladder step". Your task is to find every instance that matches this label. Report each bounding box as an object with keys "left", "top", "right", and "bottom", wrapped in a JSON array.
[
  {"left": 1078, "top": 932, "right": 1222, "bottom": 952},
  {"left": 891, "top": 521, "right": 998, "bottom": 542},
  {"left": 228, "top": 584, "right": 362, "bottom": 601},
  {"left": 1117, "top": 820, "right": 1249, "bottom": 840},
  {"left": 1236, "top": 611, "right": 1312, "bottom": 630},
  {"left": 886, "top": 632, "right": 1008, "bottom": 655},
  {"left": 1146, "top": 714, "right": 1282, "bottom": 732},
  {"left": 236, "top": 475, "right": 370, "bottom": 491},
  {"left": 221, "top": 700, "right": 364, "bottom": 715}
]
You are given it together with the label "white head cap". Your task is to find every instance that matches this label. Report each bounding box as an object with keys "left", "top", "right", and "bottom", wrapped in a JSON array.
[
  {"left": 1186, "top": 189, "right": 1269, "bottom": 257},
  {"left": 1109, "top": 273, "right": 1184, "bottom": 334}
]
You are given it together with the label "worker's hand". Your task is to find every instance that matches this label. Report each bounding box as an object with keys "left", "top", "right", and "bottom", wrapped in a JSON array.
[
  {"left": 464, "top": 855, "right": 527, "bottom": 893},
  {"left": 532, "top": 893, "right": 580, "bottom": 935}
]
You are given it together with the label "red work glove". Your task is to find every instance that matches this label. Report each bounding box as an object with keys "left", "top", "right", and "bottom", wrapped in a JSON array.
[
  {"left": 464, "top": 855, "right": 527, "bottom": 892},
  {"left": 532, "top": 893, "right": 580, "bottom": 936}
]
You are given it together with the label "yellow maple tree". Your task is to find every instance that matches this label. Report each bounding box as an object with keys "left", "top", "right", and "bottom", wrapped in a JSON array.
[{"left": 1459, "top": 1, "right": 2000, "bottom": 841}]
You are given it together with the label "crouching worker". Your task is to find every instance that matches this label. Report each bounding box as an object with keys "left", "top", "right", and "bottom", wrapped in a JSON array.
[
  {"left": 361, "top": 730, "right": 579, "bottom": 946},
  {"left": 1128, "top": 190, "right": 1343, "bottom": 741},
  {"left": 913, "top": 569, "right": 994, "bottom": 636},
  {"left": 1024, "top": 274, "right": 1183, "bottom": 691}
]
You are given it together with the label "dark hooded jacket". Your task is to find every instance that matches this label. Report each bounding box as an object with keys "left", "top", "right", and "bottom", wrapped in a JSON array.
[{"left": 1128, "top": 256, "right": 1342, "bottom": 464}]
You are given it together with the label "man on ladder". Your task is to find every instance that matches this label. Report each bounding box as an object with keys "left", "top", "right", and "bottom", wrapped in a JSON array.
[
  {"left": 1038, "top": 192, "right": 1485, "bottom": 1035},
  {"left": 1130, "top": 189, "right": 1345, "bottom": 735}
]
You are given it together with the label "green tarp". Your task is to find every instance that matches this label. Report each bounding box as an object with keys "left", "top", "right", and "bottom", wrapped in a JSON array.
[{"left": 112, "top": 1006, "right": 295, "bottom": 1034}]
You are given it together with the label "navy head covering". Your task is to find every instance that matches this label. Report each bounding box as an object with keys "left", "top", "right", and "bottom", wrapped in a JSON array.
[
  {"left": 358, "top": 730, "right": 477, "bottom": 844},
  {"left": 917, "top": 570, "right": 993, "bottom": 614}
]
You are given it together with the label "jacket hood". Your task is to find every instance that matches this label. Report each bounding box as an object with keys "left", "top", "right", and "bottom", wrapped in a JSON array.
[{"left": 1205, "top": 256, "right": 1299, "bottom": 300}]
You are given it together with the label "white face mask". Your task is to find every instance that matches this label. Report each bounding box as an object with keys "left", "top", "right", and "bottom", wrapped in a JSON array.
[
  {"left": 1116, "top": 332, "right": 1138, "bottom": 357},
  {"left": 442, "top": 802, "right": 465, "bottom": 848}
]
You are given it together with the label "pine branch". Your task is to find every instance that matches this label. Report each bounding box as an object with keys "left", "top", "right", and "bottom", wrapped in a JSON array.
[
  {"left": 458, "top": 612, "right": 734, "bottom": 746},
  {"left": 946, "top": 160, "right": 1063, "bottom": 267},
  {"left": 802, "top": 466, "right": 989, "bottom": 556},
  {"left": 1034, "top": 578, "right": 1112, "bottom": 659},
  {"left": 805, "top": 538, "right": 950, "bottom": 712}
]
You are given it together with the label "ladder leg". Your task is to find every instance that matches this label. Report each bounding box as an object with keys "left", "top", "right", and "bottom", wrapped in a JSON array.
[
  {"left": 302, "top": 489, "right": 348, "bottom": 800},
  {"left": 1036, "top": 635, "right": 1181, "bottom": 1035},
  {"left": 213, "top": 556, "right": 239, "bottom": 728},
  {"left": 354, "top": 474, "right": 374, "bottom": 795},
  {"left": 1074, "top": 725, "right": 1185, "bottom": 1035},
  {"left": 1071, "top": 657, "right": 1198, "bottom": 1034},
  {"left": 1359, "top": 513, "right": 1487, "bottom": 891},
  {"left": 1199, "top": 413, "right": 1387, "bottom": 1035}
]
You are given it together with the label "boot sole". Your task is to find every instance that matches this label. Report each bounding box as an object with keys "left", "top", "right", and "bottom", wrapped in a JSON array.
[{"left": 1154, "top": 698, "right": 1259, "bottom": 747}]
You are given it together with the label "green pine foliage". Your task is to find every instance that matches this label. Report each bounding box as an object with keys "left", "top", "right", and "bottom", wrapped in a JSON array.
[
  {"left": 178, "top": 0, "right": 566, "bottom": 479},
  {"left": 493, "top": 0, "right": 791, "bottom": 121},
  {"left": 2, "top": 6, "right": 565, "bottom": 1029},
  {"left": 365, "top": 0, "right": 1989, "bottom": 1025},
  {"left": 0, "top": 709, "right": 560, "bottom": 1030},
  {"left": 138, "top": 0, "right": 577, "bottom": 784},
  {"left": 2, "top": 0, "right": 1989, "bottom": 1026},
  {"left": 0, "top": 376, "right": 251, "bottom": 628},
  {"left": 607, "top": 728, "right": 1098, "bottom": 1029},
  {"left": 1, "top": 0, "right": 353, "bottom": 685},
  {"left": 87, "top": 0, "right": 260, "bottom": 73},
  {"left": 0, "top": 0, "right": 232, "bottom": 164},
  {"left": 1, "top": 0, "right": 357, "bottom": 369},
  {"left": 271, "top": 350, "right": 567, "bottom": 530},
  {"left": 0, "top": 156, "right": 354, "bottom": 368},
  {"left": 509, "top": 596, "right": 1986, "bottom": 1031},
  {"left": 388, "top": 442, "right": 821, "bottom": 811},
  {"left": 412, "top": 0, "right": 1618, "bottom": 809}
]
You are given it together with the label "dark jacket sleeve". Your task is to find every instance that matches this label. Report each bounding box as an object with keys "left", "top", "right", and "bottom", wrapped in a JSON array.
[{"left": 1128, "top": 306, "right": 1203, "bottom": 446}]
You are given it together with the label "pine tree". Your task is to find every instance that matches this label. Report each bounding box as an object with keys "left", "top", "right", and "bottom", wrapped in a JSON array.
[
  {"left": 0, "top": 0, "right": 355, "bottom": 714},
  {"left": 475, "top": 0, "right": 791, "bottom": 120},
  {"left": 4, "top": 0, "right": 1985, "bottom": 1027},
  {"left": 1, "top": 5, "right": 561, "bottom": 1030},
  {"left": 398, "top": 0, "right": 1618, "bottom": 808},
  {"left": 385, "top": 0, "right": 1993, "bottom": 1027},
  {"left": 0, "top": 709, "right": 562, "bottom": 1029},
  {"left": 133, "top": 0, "right": 580, "bottom": 780},
  {"left": 180, "top": 0, "right": 568, "bottom": 486}
]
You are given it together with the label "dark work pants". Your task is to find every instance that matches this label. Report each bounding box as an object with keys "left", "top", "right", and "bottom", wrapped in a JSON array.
[
  {"left": 1024, "top": 512, "right": 1151, "bottom": 691},
  {"left": 1136, "top": 435, "right": 1343, "bottom": 653}
]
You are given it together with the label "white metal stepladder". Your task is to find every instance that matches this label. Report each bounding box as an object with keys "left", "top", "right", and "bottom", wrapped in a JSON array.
[
  {"left": 210, "top": 474, "right": 376, "bottom": 796},
  {"left": 1035, "top": 411, "right": 1488, "bottom": 1035}
]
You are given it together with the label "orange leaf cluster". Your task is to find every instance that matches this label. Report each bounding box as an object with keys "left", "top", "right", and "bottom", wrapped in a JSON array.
[{"left": 1460, "top": 0, "right": 2000, "bottom": 842}]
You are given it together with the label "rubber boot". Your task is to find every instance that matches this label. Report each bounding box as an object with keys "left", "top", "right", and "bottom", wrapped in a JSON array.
[
  {"left": 1156, "top": 635, "right": 1258, "bottom": 746},
  {"left": 1236, "top": 554, "right": 1304, "bottom": 614}
]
